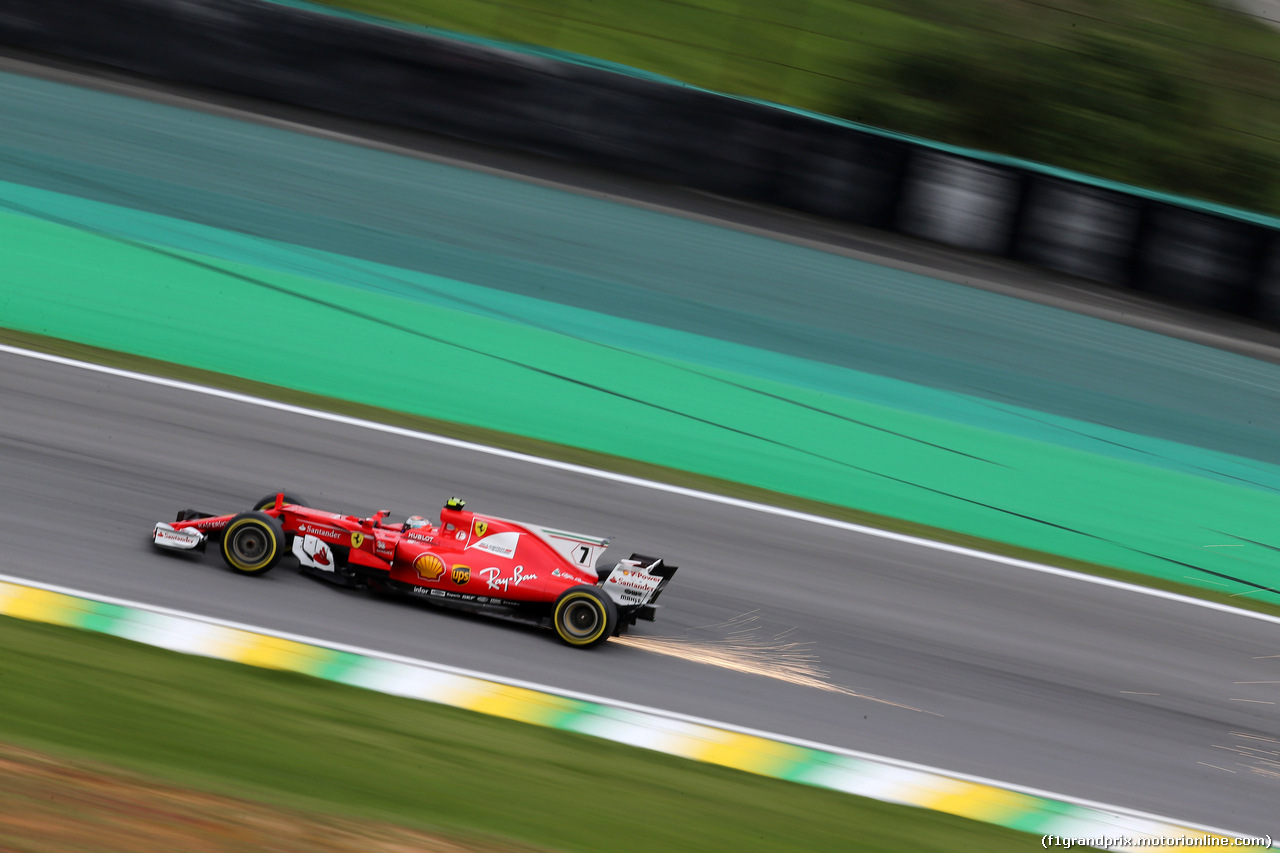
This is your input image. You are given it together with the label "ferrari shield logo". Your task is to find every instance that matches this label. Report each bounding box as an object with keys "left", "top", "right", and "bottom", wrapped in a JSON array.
[
  {"left": 350, "top": 531, "right": 365, "bottom": 549},
  {"left": 451, "top": 564, "right": 471, "bottom": 585},
  {"left": 472, "top": 520, "right": 488, "bottom": 539}
]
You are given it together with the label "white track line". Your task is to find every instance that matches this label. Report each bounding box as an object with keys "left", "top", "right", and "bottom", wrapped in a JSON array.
[
  {"left": 4, "top": 341, "right": 1279, "bottom": 625},
  {"left": 0, "top": 569, "right": 1251, "bottom": 842}
]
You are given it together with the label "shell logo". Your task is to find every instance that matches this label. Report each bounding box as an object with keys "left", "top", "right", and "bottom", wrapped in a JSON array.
[{"left": 412, "top": 553, "right": 446, "bottom": 581}]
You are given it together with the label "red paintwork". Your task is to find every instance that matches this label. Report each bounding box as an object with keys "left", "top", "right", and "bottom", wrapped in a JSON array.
[{"left": 172, "top": 499, "right": 600, "bottom": 602}]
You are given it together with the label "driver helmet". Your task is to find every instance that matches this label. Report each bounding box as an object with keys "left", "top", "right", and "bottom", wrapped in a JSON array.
[{"left": 404, "top": 515, "right": 431, "bottom": 530}]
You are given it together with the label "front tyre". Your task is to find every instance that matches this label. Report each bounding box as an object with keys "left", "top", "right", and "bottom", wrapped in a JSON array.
[
  {"left": 220, "top": 511, "right": 286, "bottom": 575},
  {"left": 553, "top": 586, "right": 617, "bottom": 648}
]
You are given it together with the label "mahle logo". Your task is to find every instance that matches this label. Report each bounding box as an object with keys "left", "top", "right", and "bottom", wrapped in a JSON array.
[{"left": 451, "top": 564, "right": 471, "bottom": 585}]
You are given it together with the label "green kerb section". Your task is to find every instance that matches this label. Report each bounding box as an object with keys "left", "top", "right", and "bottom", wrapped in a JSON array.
[{"left": 3, "top": 180, "right": 1280, "bottom": 603}]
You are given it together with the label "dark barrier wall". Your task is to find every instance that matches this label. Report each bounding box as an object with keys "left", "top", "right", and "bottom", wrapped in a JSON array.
[{"left": 2, "top": 0, "right": 1277, "bottom": 321}]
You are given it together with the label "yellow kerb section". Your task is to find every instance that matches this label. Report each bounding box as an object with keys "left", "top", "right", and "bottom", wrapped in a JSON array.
[
  {"left": 686, "top": 730, "right": 810, "bottom": 776},
  {"left": 463, "top": 683, "right": 579, "bottom": 725},
  {"left": 219, "top": 630, "right": 330, "bottom": 674},
  {"left": 0, "top": 585, "right": 77, "bottom": 626},
  {"left": 0, "top": 581, "right": 21, "bottom": 613},
  {"left": 912, "top": 778, "right": 1045, "bottom": 822}
]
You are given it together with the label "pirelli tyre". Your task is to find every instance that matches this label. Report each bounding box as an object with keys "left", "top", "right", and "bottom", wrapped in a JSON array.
[
  {"left": 253, "top": 492, "right": 309, "bottom": 549},
  {"left": 552, "top": 586, "right": 618, "bottom": 648},
  {"left": 220, "top": 511, "right": 286, "bottom": 575},
  {"left": 254, "top": 492, "right": 310, "bottom": 512}
]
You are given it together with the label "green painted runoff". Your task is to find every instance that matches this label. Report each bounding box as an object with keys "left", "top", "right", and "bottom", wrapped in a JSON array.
[{"left": 2, "top": 69, "right": 1279, "bottom": 471}]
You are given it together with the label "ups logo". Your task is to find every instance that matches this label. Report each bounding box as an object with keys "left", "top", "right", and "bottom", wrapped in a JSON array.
[{"left": 451, "top": 565, "right": 471, "bottom": 586}]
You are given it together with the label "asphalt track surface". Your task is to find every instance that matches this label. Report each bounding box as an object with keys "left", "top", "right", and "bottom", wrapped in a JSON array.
[
  {"left": 2, "top": 50, "right": 1280, "bottom": 836},
  {"left": 3, "top": 349, "right": 1279, "bottom": 834}
]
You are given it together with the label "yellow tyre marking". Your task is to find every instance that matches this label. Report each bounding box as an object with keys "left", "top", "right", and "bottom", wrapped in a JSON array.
[
  {"left": 223, "top": 518, "right": 277, "bottom": 573},
  {"left": 555, "top": 592, "right": 608, "bottom": 645}
]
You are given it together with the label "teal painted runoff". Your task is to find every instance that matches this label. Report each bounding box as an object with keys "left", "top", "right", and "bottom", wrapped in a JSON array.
[{"left": 2, "top": 71, "right": 1280, "bottom": 601}]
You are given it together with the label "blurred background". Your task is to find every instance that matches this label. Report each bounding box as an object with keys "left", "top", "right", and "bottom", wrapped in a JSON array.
[
  {"left": 316, "top": 0, "right": 1280, "bottom": 213},
  {"left": 4, "top": 1, "right": 1280, "bottom": 850}
]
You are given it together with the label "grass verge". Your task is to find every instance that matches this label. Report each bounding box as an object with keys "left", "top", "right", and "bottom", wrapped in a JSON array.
[
  {"left": 5, "top": 325, "right": 1278, "bottom": 620},
  {"left": 0, "top": 613, "right": 1035, "bottom": 852},
  {"left": 0, "top": 741, "right": 518, "bottom": 853}
]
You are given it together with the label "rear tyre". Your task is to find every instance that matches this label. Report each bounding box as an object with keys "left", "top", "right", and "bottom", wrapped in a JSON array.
[
  {"left": 254, "top": 492, "right": 310, "bottom": 512},
  {"left": 552, "top": 586, "right": 617, "bottom": 648},
  {"left": 252, "top": 493, "right": 309, "bottom": 550},
  {"left": 220, "top": 511, "right": 286, "bottom": 575}
]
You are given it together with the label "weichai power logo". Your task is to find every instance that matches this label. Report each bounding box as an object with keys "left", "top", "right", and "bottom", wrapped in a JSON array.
[
  {"left": 412, "top": 553, "right": 446, "bottom": 581},
  {"left": 451, "top": 564, "right": 471, "bottom": 585}
]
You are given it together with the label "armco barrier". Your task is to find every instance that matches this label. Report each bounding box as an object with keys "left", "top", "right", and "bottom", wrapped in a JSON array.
[
  {"left": 0, "top": 573, "right": 1263, "bottom": 850},
  {"left": 4, "top": 0, "right": 1279, "bottom": 323}
]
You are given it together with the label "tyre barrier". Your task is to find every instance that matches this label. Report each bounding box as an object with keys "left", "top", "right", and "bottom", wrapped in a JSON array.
[{"left": 3, "top": 0, "right": 1280, "bottom": 324}]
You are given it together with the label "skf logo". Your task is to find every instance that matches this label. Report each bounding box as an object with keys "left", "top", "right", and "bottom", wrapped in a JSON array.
[
  {"left": 413, "top": 553, "right": 446, "bottom": 581},
  {"left": 350, "top": 531, "right": 365, "bottom": 549},
  {"left": 451, "top": 565, "right": 471, "bottom": 585},
  {"left": 472, "top": 520, "right": 488, "bottom": 539}
]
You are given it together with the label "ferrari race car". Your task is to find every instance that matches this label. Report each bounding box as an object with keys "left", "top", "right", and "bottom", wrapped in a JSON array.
[{"left": 151, "top": 493, "right": 677, "bottom": 648}]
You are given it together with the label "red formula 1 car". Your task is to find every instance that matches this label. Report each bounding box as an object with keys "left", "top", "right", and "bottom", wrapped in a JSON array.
[{"left": 151, "top": 493, "right": 677, "bottom": 648}]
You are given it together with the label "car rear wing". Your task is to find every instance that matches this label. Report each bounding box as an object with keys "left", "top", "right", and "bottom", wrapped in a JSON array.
[{"left": 599, "top": 553, "right": 678, "bottom": 611}]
